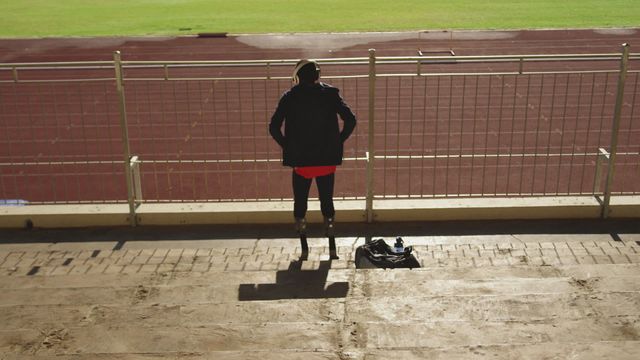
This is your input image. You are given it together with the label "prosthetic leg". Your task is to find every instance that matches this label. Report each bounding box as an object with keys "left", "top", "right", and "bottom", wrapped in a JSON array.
[
  {"left": 325, "top": 217, "right": 339, "bottom": 259},
  {"left": 295, "top": 217, "right": 309, "bottom": 260}
]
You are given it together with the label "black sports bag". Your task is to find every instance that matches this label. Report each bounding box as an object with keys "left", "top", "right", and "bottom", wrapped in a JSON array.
[{"left": 355, "top": 238, "right": 421, "bottom": 269}]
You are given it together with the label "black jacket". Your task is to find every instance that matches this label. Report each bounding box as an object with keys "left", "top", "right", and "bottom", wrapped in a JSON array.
[{"left": 269, "top": 82, "right": 356, "bottom": 167}]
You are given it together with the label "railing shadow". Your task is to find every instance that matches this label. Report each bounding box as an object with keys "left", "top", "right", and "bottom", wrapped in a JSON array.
[
  {"left": 1, "top": 219, "right": 638, "bottom": 244},
  {"left": 238, "top": 259, "right": 349, "bottom": 301}
]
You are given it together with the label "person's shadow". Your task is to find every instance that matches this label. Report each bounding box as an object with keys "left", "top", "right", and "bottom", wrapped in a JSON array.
[{"left": 238, "top": 259, "right": 349, "bottom": 301}]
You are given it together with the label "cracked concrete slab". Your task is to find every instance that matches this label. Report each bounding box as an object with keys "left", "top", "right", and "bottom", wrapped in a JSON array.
[{"left": 0, "top": 223, "right": 638, "bottom": 358}]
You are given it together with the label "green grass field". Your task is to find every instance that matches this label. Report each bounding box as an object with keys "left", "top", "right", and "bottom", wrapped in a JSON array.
[{"left": 1, "top": 0, "right": 639, "bottom": 37}]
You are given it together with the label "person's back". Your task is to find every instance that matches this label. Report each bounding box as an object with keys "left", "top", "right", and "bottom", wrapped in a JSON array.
[
  {"left": 269, "top": 60, "right": 356, "bottom": 259},
  {"left": 277, "top": 82, "right": 346, "bottom": 166}
]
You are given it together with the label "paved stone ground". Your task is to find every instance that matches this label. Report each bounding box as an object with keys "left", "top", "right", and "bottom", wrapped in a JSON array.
[{"left": 0, "top": 220, "right": 639, "bottom": 359}]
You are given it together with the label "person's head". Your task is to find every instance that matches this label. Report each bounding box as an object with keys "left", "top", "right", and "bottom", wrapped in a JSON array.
[{"left": 292, "top": 60, "right": 320, "bottom": 84}]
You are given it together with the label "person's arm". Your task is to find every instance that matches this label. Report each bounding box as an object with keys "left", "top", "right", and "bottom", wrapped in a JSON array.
[
  {"left": 269, "top": 93, "right": 288, "bottom": 147},
  {"left": 337, "top": 91, "right": 356, "bottom": 143}
]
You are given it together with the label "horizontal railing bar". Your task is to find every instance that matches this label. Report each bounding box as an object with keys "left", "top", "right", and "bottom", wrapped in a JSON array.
[
  {"left": 117, "top": 55, "right": 620, "bottom": 68},
  {"left": 3, "top": 52, "right": 635, "bottom": 69},
  {"left": 521, "top": 70, "right": 621, "bottom": 75},
  {"left": 319, "top": 74, "right": 370, "bottom": 79},
  {"left": 122, "top": 57, "right": 370, "bottom": 66},
  {"left": 125, "top": 61, "right": 370, "bottom": 68},
  {"left": 378, "top": 58, "right": 621, "bottom": 66},
  {"left": 0, "top": 68, "right": 620, "bottom": 82},
  {"left": 117, "top": 68, "right": 623, "bottom": 82},
  {"left": 0, "top": 61, "right": 114, "bottom": 68},
  {"left": 1, "top": 61, "right": 631, "bottom": 83},
  {"left": 22, "top": 200, "right": 129, "bottom": 205},
  {"left": 0, "top": 160, "right": 121, "bottom": 166},
  {"left": 139, "top": 199, "right": 295, "bottom": 203},
  {"left": 21, "top": 198, "right": 368, "bottom": 205},
  {"left": 373, "top": 192, "right": 601, "bottom": 198},
  {"left": 122, "top": 60, "right": 291, "bottom": 66},
  {"left": 376, "top": 69, "right": 621, "bottom": 77},
  {"left": 374, "top": 192, "right": 639, "bottom": 198},
  {"left": 0, "top": 157, "right": 365, "bottom": 167},
  {"left": 378, "top": 72, "right": 518, "bottom": 78},
  {"left": 4, "top": 152, "right": 636, "bottom": 167},
  {"left": 378, "top": 53, "right": 623, "bottom": 61},
  {"left": 0, "top": 65, "right": 115, "bottom": 71},
  {"left": 375, "top": 152, "right": 639, "bottom": 160},
  {"left": 123, "top": 74, "right": 370, "bottom": 81},
  {"left": 139, "top": 157, "right": 367, "bottom": 164},
  {"left": 137, "top": 196, "right": 366, "bottom": 203},
  {"left": 524, "top": 57, "right": 621, "bottom": 63},
  {"left": 0, "top": 59, "right": 623, "bottom": 73},
  {"left": 124, "top": 76, "right": 284, "bottom": 82},
  {"left": 26, "top": 192, "right": 640, "bottom": 205},
  {"left": 0, "top": 62, "right": 363, "bottom": 72},
  {"left": 0, "top": 78, "right": 115, "bottom": 84}
]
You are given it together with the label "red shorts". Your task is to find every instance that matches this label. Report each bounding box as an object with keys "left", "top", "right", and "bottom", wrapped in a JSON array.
[{"left": 294, "top": 166, "right": 337, "bottom": 179}]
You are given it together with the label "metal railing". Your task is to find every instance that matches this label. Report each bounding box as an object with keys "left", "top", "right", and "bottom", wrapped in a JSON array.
[
  {"left": 1, "top": 45, "right": 638, "bottom": 224},
  {"left": 371, "top": 46, "right": 639, "bottom": 205}
]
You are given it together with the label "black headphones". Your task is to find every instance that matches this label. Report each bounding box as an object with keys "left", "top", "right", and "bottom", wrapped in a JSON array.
[{"left": 292, "top": 59, "right": 320, "bottom": 84}]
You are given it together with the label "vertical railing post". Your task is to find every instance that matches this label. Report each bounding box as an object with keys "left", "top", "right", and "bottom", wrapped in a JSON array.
[
  {"left": 593, "top": 148, "right": 610, "bottom": 194},
  {"left": 130, "top": 156, "right": 143, "bottom": 204},
  {"left": 113, "top": 51, "right": 137, "bottom": 226},
  {"left": 366, "top": 49, "right": 376, "bottom": 223},
  {"left": 601, "top": 43, "right": 630, "bottom": 218}
]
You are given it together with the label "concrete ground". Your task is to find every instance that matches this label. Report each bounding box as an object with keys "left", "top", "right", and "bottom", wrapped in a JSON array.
[{"left": 0, "top": 219, "right": 639, "bottom": 359}]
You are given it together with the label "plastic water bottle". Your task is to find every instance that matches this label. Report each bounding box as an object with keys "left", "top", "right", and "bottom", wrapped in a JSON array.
[{"left": 393, "top": 237, "right": 404, "bottom": 253}]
